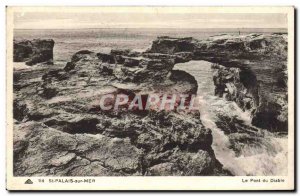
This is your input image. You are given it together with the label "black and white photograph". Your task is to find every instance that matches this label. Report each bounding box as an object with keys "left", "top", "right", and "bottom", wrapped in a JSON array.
[{"left": 6, "top": 6, "right": 295, "bottom": 191}]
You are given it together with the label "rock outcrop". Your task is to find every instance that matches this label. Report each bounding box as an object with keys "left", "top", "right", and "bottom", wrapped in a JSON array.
[
  {"left": 147, "top": 34, "right": 288, "bottom": 132},
  {"left": 13, "top": 39, "right": 55, "bottom": 65},
  {"left": 13, "top": 48, "right": 227, "bottom": 176}
]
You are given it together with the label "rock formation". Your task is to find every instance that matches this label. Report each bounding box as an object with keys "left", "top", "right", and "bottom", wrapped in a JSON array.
[
  {"left": 13, "top": 33, "right": 287, "bottom": 176},
  {"left": 147, "top": 34, "right": 288, "bottom": 132},
  {"left": 13, "top": 47, "right": 228, "bottom": 176},
  {"left": 13, "top": 39, "right": 55, "bottom": 65}
]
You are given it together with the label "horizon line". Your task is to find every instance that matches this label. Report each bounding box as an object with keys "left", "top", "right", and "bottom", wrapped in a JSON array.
[{"left": 14, "top": 27, "right": 288, "bottom": 30}]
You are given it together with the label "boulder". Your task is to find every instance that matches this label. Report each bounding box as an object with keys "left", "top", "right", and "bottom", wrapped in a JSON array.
[{"left": 13, "top": 39, "right": 55, "bottom": 65}]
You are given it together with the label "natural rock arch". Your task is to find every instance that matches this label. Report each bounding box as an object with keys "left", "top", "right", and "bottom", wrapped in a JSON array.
[{"left": 146, "top": 34, "right": 288, "bottom": 132}]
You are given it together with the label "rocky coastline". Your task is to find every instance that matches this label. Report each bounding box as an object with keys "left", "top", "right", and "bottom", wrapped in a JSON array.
[{"left": 13, "top": 33, "right": 287, "bottom": 176}]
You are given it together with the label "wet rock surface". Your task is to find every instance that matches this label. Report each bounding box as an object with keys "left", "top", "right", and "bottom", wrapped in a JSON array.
[{"left": 13, "top": 39, "right": 55, "bottom": 65}]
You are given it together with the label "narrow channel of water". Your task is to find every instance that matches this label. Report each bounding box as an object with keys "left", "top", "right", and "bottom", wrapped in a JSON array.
[{"left": 174, "top": 61, "right": 288, "bottom": 176}]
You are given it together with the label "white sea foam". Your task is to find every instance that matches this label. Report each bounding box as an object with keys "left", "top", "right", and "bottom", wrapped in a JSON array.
[{"left": 174, "top": 60, "right": 288, "bottom": 176}]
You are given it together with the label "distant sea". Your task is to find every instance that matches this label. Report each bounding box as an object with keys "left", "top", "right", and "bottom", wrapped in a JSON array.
[{"left": 14, "top": 28, "right": 287, "bottom": 64}]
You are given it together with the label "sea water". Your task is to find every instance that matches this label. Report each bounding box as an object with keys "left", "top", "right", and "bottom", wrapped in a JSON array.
[
  {"left": 174, "top": 61, "right": 288, "bottom": 176},
  {"left": 14, "top": 28, "right": 286, "bottom": 63}
]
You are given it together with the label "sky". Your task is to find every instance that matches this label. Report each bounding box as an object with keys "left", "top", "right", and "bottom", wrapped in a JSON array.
[{"left": 13, "top": 11, "right": 288, "bottom": 29}]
